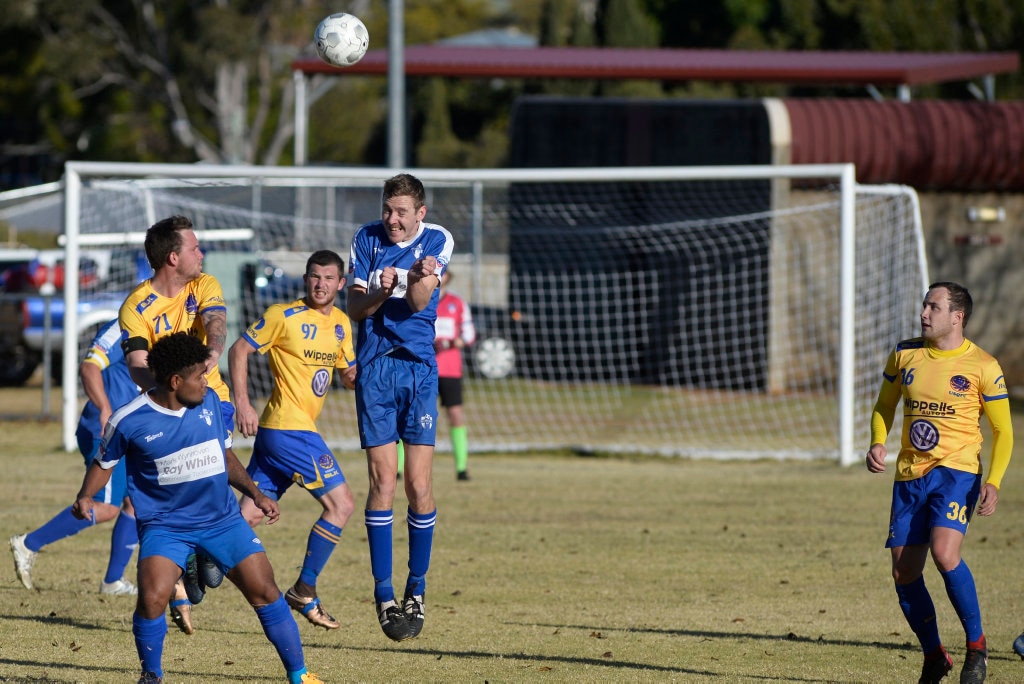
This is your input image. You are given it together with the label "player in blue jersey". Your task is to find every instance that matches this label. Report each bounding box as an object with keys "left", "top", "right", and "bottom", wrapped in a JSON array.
[
  {"left": 229, "top": 249, "right": 357, "bottom": 631},
  {"left": 72, "top": 332, "right": 322, "bottom": 684},
  {"left": 347, "top": 173, "right": 454, "bottom": 641},
  {"left": 866, "top": 282, "right": 1012, "bottom": 684},
  {"left": 10, "top": 318, "right": 140, "bottom": 595}
]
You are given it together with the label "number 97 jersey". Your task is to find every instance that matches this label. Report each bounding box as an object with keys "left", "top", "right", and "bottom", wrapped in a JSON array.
[{"left": 241, "top": 299, "right": 355, "bottom": 432}]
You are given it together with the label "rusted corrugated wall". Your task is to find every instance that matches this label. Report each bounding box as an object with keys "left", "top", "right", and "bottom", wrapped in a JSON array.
[{"left": 784, "top": 99, "right": 1024, "bottom": 191}]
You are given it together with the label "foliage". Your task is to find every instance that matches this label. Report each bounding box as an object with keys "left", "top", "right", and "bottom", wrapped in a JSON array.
[{"left": 3, "top": 0, "right": 1024, "bottom": 185}]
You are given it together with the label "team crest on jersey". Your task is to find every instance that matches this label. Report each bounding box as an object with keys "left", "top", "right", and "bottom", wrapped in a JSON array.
[
  {"left": 909, "top": 419, "right": 939, "bottom": 451},
  {"left": 198, "top": 407, "right": 214, "bottom": 426},
  {"left": 312, "top": 368, "right": 331, "bottom": 397},
  {"left": 185, "top": 294, "right": 198, "bottom": 315},
  {"left": 950, "top": 375, "right": 970, "bottom": 392},
  {"left": 318, "top": 454, "right": 335, "bottom": 470},
  {"left": 414, "top": 244, "right": 423, "bottom": 259},
  {"left": 334, "top": 325, "right": 345, "bottom": 342},
  {"left": 420, "top": 413, "right": 434, "bottom": 430},
  {"left": 136, "top": 293, "right": 158, "bottom": 314}
]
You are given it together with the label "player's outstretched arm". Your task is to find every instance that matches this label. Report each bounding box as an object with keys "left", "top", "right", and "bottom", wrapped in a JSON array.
[{"left": 72, "top": 461, "right": 114, "bottom": 521}]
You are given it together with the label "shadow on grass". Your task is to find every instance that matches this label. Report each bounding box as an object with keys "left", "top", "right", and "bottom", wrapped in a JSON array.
[{"left": 0, "top": 657, "right": 263, "bottom": 682}]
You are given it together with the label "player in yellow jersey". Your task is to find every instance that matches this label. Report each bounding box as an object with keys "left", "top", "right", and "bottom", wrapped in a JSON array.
[
  {"left": 229, "top": 250, "right": 357, "bottom": 631},
  {"left": 118, "top": 214, "right": 232, "bottom": 635},
  {"left": 866, "top": 281, "right": 1012, "bottom": 684}
]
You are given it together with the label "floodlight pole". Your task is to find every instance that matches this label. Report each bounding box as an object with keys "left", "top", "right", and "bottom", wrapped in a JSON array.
[{"left": 388, "top": 0, "right": 406, "bottom": 169}]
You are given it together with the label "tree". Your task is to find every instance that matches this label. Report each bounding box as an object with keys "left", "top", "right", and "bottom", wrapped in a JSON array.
[{"left": 1, "top": 0, "right": 367, "bottom": 172}]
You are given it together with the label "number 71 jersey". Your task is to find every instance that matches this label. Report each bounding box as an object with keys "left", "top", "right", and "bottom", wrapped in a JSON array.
[{"left": 119, "top": 273, "right": 230, "bottom": 402}]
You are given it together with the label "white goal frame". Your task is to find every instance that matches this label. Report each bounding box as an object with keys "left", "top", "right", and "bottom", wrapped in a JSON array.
[{"left": 60, "top": 161, "right": 927, "bottom": 466}]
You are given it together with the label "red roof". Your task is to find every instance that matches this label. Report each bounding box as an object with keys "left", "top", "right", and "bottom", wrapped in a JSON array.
[{"left": 293, "top": 46, "right": 1019, "bottom": 86}]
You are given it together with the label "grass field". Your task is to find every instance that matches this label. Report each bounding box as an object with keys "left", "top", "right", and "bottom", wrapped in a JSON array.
[{"left": 3, "top": 388, "right": 1024, "bottom": 682}]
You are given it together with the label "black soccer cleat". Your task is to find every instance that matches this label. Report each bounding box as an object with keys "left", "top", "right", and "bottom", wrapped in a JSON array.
[
  {"left": 377, "top": 599, "right": 412, "bottom": 641},
  {"left": 918, "top": 646, "right": 952, "bottom": 684},
  {"left": 182, "top": 553, "right": 205, "bottom": 605},
  {"left": 960, "top": 646, "right": 987, "bottom": 684},
  {"left": 402, "top": 592, "right": 425, "bottom": 639}
]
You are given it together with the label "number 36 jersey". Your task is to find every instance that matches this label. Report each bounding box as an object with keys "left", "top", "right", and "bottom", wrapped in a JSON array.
[{"left": 872, "top": 337, "right": 1010, "bottom": 483}]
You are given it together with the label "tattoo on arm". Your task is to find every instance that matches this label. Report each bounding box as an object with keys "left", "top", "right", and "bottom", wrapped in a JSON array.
[{"left": 202, "top": 310, "right": 228, "bottom": 354}]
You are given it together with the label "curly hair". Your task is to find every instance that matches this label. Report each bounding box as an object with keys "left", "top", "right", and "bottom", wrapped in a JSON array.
[{"left": 147, "top": 332, "right": 210, "bottom": 387}]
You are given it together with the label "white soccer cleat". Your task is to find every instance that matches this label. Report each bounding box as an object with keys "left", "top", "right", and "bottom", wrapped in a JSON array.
[
  {"left": 100, "top": 578, "right": 138, "bottom": 595},
  {"left": 10, "top": 534, "right": 37, "bottom": 590}
]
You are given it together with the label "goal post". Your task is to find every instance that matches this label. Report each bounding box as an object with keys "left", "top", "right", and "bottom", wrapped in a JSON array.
[{"left": 60, "top": 161, "right": 927, "bottom": 464}]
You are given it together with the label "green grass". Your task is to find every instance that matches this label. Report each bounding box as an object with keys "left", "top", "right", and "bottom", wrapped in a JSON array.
[{"left": 3, "top": 417, "right": 1024, "bottom": 682}]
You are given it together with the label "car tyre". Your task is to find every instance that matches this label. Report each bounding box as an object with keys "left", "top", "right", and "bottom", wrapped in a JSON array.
[{"left": 472, "top": 336, "right": 516, "bottom": 380}]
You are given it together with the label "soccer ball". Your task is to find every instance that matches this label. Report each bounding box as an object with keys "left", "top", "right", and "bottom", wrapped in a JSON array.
[{"left": 314, "top": 13, "right": 369, "bottom": 68}]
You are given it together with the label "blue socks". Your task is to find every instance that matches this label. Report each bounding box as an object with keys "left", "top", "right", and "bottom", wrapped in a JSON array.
[
  {"left": 406, "top": 508, "right": 436, "bottom": 597},
  {"left": 255, "top": 594, "right": 305, "bottom": 674},
  {"left": 365, "top": 509, "right": 395, "bottom": 602},
  {"left": 104, "top": 511, "right": 138, "bottom": 583},
  {"left": 896, "top": 576, "right": 941, "bottom": 654},
  {"left": 298, "top": 517, "right": 342, "bottom": 588},
  {"left": 132, "top": 613, "right": 167, "bottom": 678},
  {"left": 25, "top": 506, "right": 92, "bottom": 551},
  {"left": 941, "top": 560, "right": 983, "bottom": 643}
]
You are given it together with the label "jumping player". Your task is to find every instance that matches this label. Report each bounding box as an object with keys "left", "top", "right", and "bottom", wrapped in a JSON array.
[{"left": 347, "top": 173, "right": 453, "bottom": 641}]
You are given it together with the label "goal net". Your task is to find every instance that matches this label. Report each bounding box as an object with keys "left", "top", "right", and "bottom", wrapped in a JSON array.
[{"left": 60, "top": 162, "right": 927, "bottom": 465}]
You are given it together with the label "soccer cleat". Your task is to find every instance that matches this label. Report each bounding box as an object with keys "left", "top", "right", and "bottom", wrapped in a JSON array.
[
  {"left": 100, "top": 578, "right": 138, "bottom": 595},
  {"left": 182, "top": 553, "right": 205, "bottom": 604},
  {"left": 456, "top": 470, "right": 470, "bottom": 481},
  {"left": 377, "top": 599, "right": 412, "bottom": 641},
  {"left": 960, "top": 646, "right": 987, "bottom": 684},
  {"left": 918, "top": 646, "right": 953, "bottom": 684},
  {"left": 168, "top": 580, "right": 194, "bottom": 635},
  {"left": 1014, "top": 631, "right": 1024, "bottom": 659},
  {"left": 402, "top": 592, "right": 425, "bottom": 639},
  {"left": 299, "top": 673, "right": 324, "bottom": 683},
  {"left": 137, "top": 672, "right": 162, "bottom": 684},
  {"left": 9, "top": 534, "right": 37, "bottom": 590},
  {"left": 285, "top": 587, "right": 340, "bottom": 630},
  {"left": 197, "top": 552, "right": 224, "bottom": 589}
]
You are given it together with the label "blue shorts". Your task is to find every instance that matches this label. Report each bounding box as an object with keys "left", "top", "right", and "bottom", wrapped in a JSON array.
[
  {"left": 220, "top": 400, "right": 236, "bottom": 437},
  {"left": 138, "top": 514, "right": 265, "bottom": 574},
  {"left": 77, "top": 432, "right": 129, "bottom": 505},
  {"left": 356, "top": 353, "right": 438, "bottom": 449},
  {"left": 886, "top": 466, "right": 982, "bottom": 548},
  {"left": 248, "top": 428, "right": 347, "bottom": 500}
]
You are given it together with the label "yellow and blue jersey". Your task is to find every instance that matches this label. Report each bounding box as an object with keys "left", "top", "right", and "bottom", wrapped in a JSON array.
[
  {"left": 871, "top": 337, "right": 1012, "bottom": 486},
  {"left": 118, "top": 273, "right": 229, "bottom": 402},
  {"left": 240, "top": 298, "right": 355, "bottom": 432}
]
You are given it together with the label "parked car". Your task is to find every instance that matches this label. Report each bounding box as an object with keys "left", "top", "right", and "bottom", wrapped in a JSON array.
[{"left": 0, "top": 248, "right": 135, "bottom": 386}]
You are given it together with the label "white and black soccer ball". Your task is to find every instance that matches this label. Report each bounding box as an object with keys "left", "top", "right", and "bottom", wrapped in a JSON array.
[{"left": 314, "top": 13, "right": 369, "bottom": 68}]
